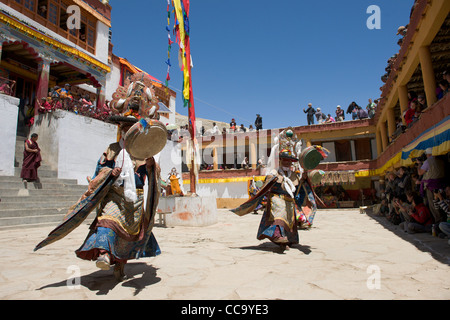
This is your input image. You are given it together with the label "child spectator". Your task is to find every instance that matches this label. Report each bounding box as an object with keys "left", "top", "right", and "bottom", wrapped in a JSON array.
[
  {"left": 404, "top": 100, "right": 420, "bottom": 127},
  {"left": 325, "top": 114, "right": 335, "bottom": 123}
]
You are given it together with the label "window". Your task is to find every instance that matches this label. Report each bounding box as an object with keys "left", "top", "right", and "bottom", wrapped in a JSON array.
[
  {"left": 355, "top": 139, "right": 372, "bottom": 160},
  {"left": 87, "top": 28, "right": 95, "bottom": 47},
  {"left": 335, "top": 140, "right": 352, "bottom": 162},
  {"left": 59, "top": 2, "right": 68, "bottom": 30},
  {"left": 48, "top": 2, "right": 58, "bottom": 25},
  {"left": 79, "top": 16, "right": 87, "bottom": 42},
  {"left": 8, "top": 0, "right": 97, "bottom": 53},
  {"left": 24, "top": 0, "right": 35, "bottom": 11}
]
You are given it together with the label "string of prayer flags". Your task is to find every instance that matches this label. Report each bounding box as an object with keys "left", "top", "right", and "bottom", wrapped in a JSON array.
[
  {"left": 173, "top": 0, "right": 196, "bottom": 137},
  {"left": 165, "top": 0, "right": 173, "bottom": 90}
]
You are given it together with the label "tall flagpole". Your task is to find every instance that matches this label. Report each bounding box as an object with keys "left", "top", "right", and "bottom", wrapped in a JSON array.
[{"left": 173, "top": 0, "right": 197, "bottom": 194}]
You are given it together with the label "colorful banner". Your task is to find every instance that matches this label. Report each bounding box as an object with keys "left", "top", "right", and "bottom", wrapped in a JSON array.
[
  {"left": 401, "top": 115, "right": 450, "bottom": 160},
  {"left": 173, "top": 0, "right": 196, "bottom": 137}
]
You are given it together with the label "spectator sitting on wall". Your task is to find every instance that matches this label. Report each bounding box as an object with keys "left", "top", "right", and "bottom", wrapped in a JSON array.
[
  {"left": 417, "top": 95, "right": 427, "bottom": 110},
  {"left": 58, "top": 84, "right": 73, "bottom": 100},
  {"left": 404, "top": 100, "right": 420, "bottom": 127},
  {"left": 390, "top": 117, "right": 406, "bottom": 141},
  {"left": 36, "top": 97, "right": 53, "bottom": 113},
  {"left": 241, "top": 157, "right": 249, "bottom": 169},
  {"left": 366, "top": 99, "right": 376, "bottom": 119},
  {"left": 437, "top": 80, "right": 449, "bottom": 99},
  {"left": 357, "top": 106, "right": 368, "bottom": 119},
  {"left": 408, "top": 91, "right": 418, "bottom": 108},
  {"left": 315, "top": 108, "right": 326, "bottom": 124},
  {"left": 335, "top": 105, "right": 344, "bottom": 121},
  {"left": 211, "top": 122, "right": 219, "bottom": 135},
  {"left": 442, "top": 70, "right": 450, "bottom": 84},
  {"left": 230, "top": 118, "right": 237, "bottom": 132},
  {"left": 325, "top": 114, "right": 335, "bottom": 123},
  {"left": 50, "top": 86, "right": 60, "bottom": 99}
]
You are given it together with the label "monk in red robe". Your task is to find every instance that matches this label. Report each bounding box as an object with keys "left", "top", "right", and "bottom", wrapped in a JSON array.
[{"left": 20, "top": 133, "right": 42, "bottom": 182}]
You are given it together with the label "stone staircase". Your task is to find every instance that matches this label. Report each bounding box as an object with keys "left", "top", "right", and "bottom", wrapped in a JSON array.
[{"left": 0, "top": 135, "right": 87, "bottom": 230}]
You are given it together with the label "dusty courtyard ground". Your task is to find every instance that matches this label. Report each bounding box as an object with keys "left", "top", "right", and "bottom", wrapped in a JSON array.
[{"left": 0, "top": 209, "right": 448, "bottom": 300}]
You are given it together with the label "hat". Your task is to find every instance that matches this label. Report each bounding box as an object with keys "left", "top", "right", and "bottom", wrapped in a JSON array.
[
  {"left": 337, "top": 105, "right": 341, "bottom": 109},
  {"left": 397, "top": 26, "right": 406, "bottom": 35},
  {"left": 425, "top": 147, "right": 433, "bottom": 155},
  {"left": 317, "top": 108, "right": 321, "bottom": 111},
  {"left": 109, "top": 72, "right": 160, "bottom": 125},
  {"left": 308, "top": 103, "right": 312, "bottom": 106},
  {"left": 279, "top": 148, "right": 298, "bottom": 162}
]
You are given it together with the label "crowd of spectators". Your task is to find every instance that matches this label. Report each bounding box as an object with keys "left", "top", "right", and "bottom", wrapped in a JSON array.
[
  {"left": 389, "top": 70, "right": 449, "bottom": 142},
  {"left": 173, "top": 113, "right": 264, "bottom": 142},
  {"left": 303, "top": 99, "right": 377, "bottom": 125},
  {"left": 21, "top": 83, "right": 113, "bottom": 127},
  {"left": 375, "top": 148, "right": 450, "bottom": 245}
]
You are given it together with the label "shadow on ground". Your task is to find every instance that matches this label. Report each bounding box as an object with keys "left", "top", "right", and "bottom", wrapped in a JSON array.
[
  {"left": 366, "top": 212, "right": 450, "bottom": 266},
  {"left": 237, "top": 242, "right": 312, "bottom": 255},
  {"left": 37, "top": 262, "right": 160, "bottom": 296}
]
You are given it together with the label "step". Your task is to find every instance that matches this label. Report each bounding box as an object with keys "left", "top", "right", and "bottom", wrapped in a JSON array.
[
  {"left": 0, "top": 176, "right": 78, "bottom": 185},
  {"left": 14, "top": 167, "right": 57, "bottom": 178},
  {"left": 0, "top": 207, "right": 71, "bottom": 218},
  {"left": 0, "top": 181, "right": 87, "bottom": 191},
  {"left": 0, "top": 188, "right": 86, "bottom": 197},
  {"left": 0, "top": 221, "right": 66, "bottom": 231},
  {"left": 0, "top": 214, "right": 68, "bottom": 227},
  {"left": 0, "top": 194, "right": 80, "bottom": 203},
  {"left": 0, "top": 217, "right": 95, "bottom": 231},
  {"left": 0, "top": 200, "right": 76, "bottom": 210}
]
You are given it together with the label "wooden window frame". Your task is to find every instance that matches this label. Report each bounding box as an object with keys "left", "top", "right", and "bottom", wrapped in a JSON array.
[{"left": 1, "top": 0, "right": 97, "bottom": 55}]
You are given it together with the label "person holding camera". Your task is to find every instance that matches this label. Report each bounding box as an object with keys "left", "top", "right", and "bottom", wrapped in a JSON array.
[
  {"left": 394, "top": 194, "right": 412, "bottom": 225},
  {"left": 418, "top": 148, "right": 447, "bottom": 224},
  {"left": 433, "top": 186, "right": 450, "bottom": 243},
  {"left": 400, "top": 194, "right": 433, "bottom": 234}
]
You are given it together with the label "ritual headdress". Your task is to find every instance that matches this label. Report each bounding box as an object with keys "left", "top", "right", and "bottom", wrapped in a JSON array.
[
  {"left": 266, "top": 127, "right": 303, "bottom": 173},
  {"left": 108, "top": 72, "right": 160, "bottom": 125},
  {"left": 278, "top": 128, "right": 302, "bottom": 162},
  {"left": 108, "top": 72, "right": 168, "bottom": 161}
]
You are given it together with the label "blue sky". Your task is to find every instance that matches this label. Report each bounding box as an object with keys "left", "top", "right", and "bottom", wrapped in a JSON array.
[{"left": 110, "top": 1, "right": 413, "bottom": 129}]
